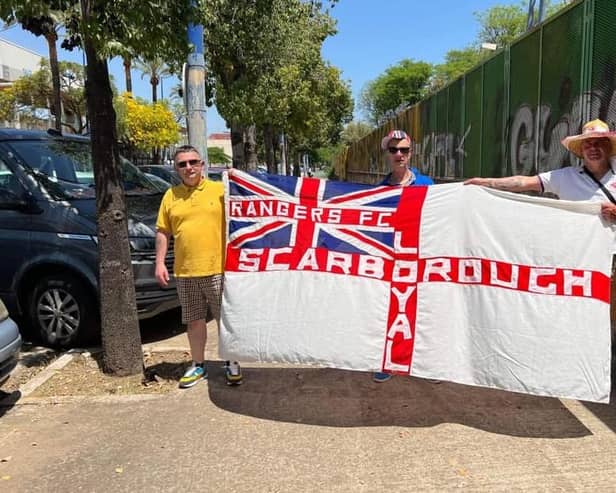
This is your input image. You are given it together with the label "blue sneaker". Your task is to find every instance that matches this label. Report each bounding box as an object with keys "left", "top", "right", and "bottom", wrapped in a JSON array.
[
  {"left": 179, "top": 363, "right": 207, "bottom": 388},
  {"left": 373, "top": 371, "right": 392, "bottom": 383}
]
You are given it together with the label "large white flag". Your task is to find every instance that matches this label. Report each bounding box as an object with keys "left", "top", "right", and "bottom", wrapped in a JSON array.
[{"left": 220, "top": 170, "right": 613, "bottom": 403}]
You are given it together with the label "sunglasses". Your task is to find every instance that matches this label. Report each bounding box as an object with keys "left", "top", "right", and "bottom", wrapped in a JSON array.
[
  {"left": 176, "top": 159, "right": 203, "bottom": 168},
  {"left": 388, "top": 147, "right": 411, "bottom": 155}
]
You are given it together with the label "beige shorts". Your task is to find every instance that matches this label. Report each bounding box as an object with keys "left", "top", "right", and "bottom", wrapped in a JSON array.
[{"left": 176, "top": 275, "right": 223, "bottom": 324}]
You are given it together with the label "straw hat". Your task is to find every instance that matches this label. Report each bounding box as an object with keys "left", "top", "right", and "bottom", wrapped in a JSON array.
[{"left": 561, "top": 119, "right": 616, "bottom": 158}]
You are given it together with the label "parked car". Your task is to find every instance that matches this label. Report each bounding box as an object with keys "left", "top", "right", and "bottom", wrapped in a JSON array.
[
  {"left": 206, "top": 166, "right": 229, "bottom": 182},
  {"left": 0, "top": 298, "right": 21, "bottom": 386},
  {"left": 144, "top": 172, "right": 172, "bottom": 191},
  {"left": 140, "top": 165, "right": 181, "bottom": 186},
  {"left": 0, "top": 128, "right": 179, "bottom": 348}
]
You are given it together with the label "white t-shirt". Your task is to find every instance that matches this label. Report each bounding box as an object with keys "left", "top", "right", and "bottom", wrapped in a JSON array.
[
  {"left": 539, "top": 166, "right": 616, "bottom": 253},
  {"left": 538, "top": 166, "right": 616, "bottom": 202}
]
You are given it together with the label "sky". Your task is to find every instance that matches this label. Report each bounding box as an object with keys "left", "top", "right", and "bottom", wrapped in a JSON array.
[{"left": 0, "top": 0, "right": 517, "bottom": 134}]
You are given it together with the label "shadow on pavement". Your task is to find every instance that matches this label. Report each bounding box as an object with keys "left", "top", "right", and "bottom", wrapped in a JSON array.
[
  {"left": 144, "top": 360, "right": 187, "bottom": 383},
  {"left": 0, "top": 346, "right": 57, "bottom": 415},
  {"left": 582, "top": 367, "right": 616, "bottom": 433},
  {"left": 17, "top": 344, "right": 58, "bottom": 368},
  {"left": 207, "top": 365, "right": 591, "bottom": 439},
  {"left": 0, "top": 390, "right": 22, "bottom": 418},
  {"left": 139, "top": 307, "right": 185, "bottom": 344}
]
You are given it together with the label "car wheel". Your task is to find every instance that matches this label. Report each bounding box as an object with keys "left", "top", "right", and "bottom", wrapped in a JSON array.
[{"left": 27, "top": 275, "right": 98, "bottom": 348}]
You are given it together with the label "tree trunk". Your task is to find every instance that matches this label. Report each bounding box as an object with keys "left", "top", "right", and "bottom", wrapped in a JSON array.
[
  {"left": 264, "top": 125, "right": 276, "bottom": 174},
  {"left": 244, "top": 124, "right": 257, "bottom": 171},
  {"left": 152, "top": 147, "right": 160, "bottom": 164},
  {"left": 230, "top": 123, "right": 245, "bottom": 170},
  {"left": 81, "top": 0, "right": 143, "bottom": 376},
  {"left": 45, "top": 31, "right": 62, "bottom": 132},
  {"left": 293, "top": 151, "right": 301, "bottom": 177},
  {"left": 151, "top": 76, "right": 159, "bottom": 103},
  {"left": 123, "top": 55, "right": 132, "bottom": 93}
]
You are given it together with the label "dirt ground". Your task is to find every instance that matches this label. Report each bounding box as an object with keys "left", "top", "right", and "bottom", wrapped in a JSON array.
[
  {"left": 0, "top": 343, "right": 59, "bottom": 394},
  {"left": 29, "top": 350, "right": 192, "bottom": 397}
]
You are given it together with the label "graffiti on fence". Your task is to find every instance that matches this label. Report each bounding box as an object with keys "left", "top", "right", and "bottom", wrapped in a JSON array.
[
  {"left": 415, "top": 125, "right": 471, "bottom": 179},
  {"left": 409, "top": 88, "right": 616, "bottom": 179}
]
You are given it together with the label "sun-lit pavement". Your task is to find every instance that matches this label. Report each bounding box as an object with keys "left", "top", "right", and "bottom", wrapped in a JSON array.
[{"left": 1, "top": 313, "right": 616, "bottom": 492}]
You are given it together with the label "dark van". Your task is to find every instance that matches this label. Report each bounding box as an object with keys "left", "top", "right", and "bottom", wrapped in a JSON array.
[{"left": 0, "top": 128, "right": 179, "bottom": 347}]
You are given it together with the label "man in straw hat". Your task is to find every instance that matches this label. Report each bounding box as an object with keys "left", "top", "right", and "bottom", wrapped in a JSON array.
[
  {"left": 465, "top": 118, "right": 616, "bottom": 370},
  {"left": 464, "top": 119, "right": 616, "bottom": 219}
]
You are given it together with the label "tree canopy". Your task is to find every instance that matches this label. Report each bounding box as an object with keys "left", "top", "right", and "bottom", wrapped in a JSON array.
[
  {"left": 431, "top": 47, "right": 486, "bottom": 91},
  {"left": 203, "top": 0, "right": 352, "bottom": 169},
  {"left": 359, "top": 59, "right": 432, "bottom": 126},
  {"left": 340, "top": 120, "right": 373, "bottom": 145},
  {"left": 115, "top": 93, "right": 179, "bottom": 152},
  {"left": 0, "top": 60, "right": 90, "bottom": 133},
  {"left": 475, "top": 0, "right": 568, "bottom": 47}
]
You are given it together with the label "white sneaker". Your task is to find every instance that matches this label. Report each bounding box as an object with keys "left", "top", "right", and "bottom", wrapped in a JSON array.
[{"left": 224, "top": 360, "right": 243, "bottom": 386}]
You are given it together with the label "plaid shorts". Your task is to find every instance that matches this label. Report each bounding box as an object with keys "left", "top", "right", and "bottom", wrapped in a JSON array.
[{"left": 176, "top": 275, "right": 223, "bottom": 324}]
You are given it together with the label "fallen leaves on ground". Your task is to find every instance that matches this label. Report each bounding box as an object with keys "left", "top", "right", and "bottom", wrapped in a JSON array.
[{"left": 30, "top": 351, "right": 191, "bottom": 397}]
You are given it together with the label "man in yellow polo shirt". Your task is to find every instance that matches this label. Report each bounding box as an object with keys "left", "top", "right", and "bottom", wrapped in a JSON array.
[{"left": 155, "top": 145, "right": 242, "bottom": 388}]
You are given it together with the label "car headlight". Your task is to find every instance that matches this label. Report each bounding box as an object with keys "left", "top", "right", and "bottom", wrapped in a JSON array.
[{"left": 0, "top": 299, "right": 8, "bottom": 322}]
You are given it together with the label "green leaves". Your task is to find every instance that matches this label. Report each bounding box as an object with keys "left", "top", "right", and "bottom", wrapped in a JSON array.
[
  {"left": 475, "top": 0, "right": 567, "bottom": 47},
  {"left": 431, "top": 47, "right": 487, "bottom": 91},
  {"left": 360, "top": 59, "right": 432, "bottom": 126},
  {"left": 205, "top": 0, "right": 351, "bottom": 152}
]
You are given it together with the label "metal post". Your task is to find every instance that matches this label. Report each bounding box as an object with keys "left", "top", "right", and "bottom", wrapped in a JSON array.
[
  {"left": 280, "top": 133, "right": 287, "bottom": 175},
  {"left": 186, "top": 19, "right": 209, "bottom": 175},
  {"left": 527, "top": 0, "right": 537, "bottom": 30},
  {"left": 537, "top": 0, "right": 546, "bottom": 24}
]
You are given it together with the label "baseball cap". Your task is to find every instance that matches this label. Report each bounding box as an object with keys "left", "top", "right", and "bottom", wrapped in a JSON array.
[{"left": 381, "top": 129, "right": 411, "bottom": 151}]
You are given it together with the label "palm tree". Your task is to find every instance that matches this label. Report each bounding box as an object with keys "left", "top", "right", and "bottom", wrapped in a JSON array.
[
  {"left": 135, "top": 57, "right": 171, "bottom": 163},
  {"left": 20, "top": 13, "right": 63, "bottom": 131},
  {"left": 122, "top": 54, "right": 133, "bottom": 94},
  {"left": 135, "top": 57, "right": 169, "bottom": 102}
]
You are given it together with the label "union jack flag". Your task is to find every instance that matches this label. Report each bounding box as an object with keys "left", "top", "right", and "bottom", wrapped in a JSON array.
[{"left": 226, "top": 170, "right": 405, "bottom": 259}]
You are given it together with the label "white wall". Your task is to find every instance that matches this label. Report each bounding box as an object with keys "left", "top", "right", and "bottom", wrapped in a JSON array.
[{"left": 0, "top": 38, "right": 43, "bottom": 82}]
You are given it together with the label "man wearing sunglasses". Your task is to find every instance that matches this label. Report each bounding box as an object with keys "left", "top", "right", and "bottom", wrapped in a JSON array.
[
  {"left": 378, "top": 129, "right": 433, "bottom": 187},
  {"left": 155, "top": 145, "right": 243, "bottom": 388},
  {"left": 373, "top": 129, "right": 434, "bottom": 383}
]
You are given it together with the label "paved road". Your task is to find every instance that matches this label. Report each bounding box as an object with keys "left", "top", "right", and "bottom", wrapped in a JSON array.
[{"left": 1, "top": 319, "right": 616, "bottom": 492}]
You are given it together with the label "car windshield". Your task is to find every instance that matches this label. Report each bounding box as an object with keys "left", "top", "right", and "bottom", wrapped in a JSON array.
[{"left": 8, "top": 139, "right": 162, "bottom": 200}]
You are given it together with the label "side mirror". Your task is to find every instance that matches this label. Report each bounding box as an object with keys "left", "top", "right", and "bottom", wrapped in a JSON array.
[{"left": 0, "top": 189, "right": 34, "bottom": 212}]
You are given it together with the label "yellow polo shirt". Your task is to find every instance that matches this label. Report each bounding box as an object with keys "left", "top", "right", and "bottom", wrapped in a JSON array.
[{"left": 156, "top": 179, "right": 225, "bottom": 277}]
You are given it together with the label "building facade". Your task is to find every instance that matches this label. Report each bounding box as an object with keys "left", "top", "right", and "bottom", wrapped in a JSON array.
[{"left": 0, "top": 38, "right": 46, "bottom": 129}]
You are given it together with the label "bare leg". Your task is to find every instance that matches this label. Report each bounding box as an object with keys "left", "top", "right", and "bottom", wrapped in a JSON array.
[{"left": 187, "top": 319, "right": 208, "bottom": 363}]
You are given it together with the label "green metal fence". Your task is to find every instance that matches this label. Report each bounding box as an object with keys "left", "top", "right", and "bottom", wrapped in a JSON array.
[{"left": 337, "top": 0, "right": 616, "bottom": 184}]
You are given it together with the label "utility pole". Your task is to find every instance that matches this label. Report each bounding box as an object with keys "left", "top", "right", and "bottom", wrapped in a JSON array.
[
  {"left": 186, "top": 17, "right": 209, "bottom": 175},
  {"left": 280, "top": 133, "right": 287, "bottom": 175},
  {"left": 526, "top": 0, "right": 546, "bottom": 30}
]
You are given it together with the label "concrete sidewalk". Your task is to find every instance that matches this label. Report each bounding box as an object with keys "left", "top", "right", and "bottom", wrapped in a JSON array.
[{"left": 1, "top": 323, "right": 615, "bottom": 492}]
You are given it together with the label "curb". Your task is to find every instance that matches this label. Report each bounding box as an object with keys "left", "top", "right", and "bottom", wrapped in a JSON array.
[
  {"left": 142, "top": 346, "right": 190, "bottom": 354},
  {"left": 17, "top": 350, "right": 80, "bottom": 398},
  {"left": 9, "top": 393, "right": 170, "bottom": 406}
]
